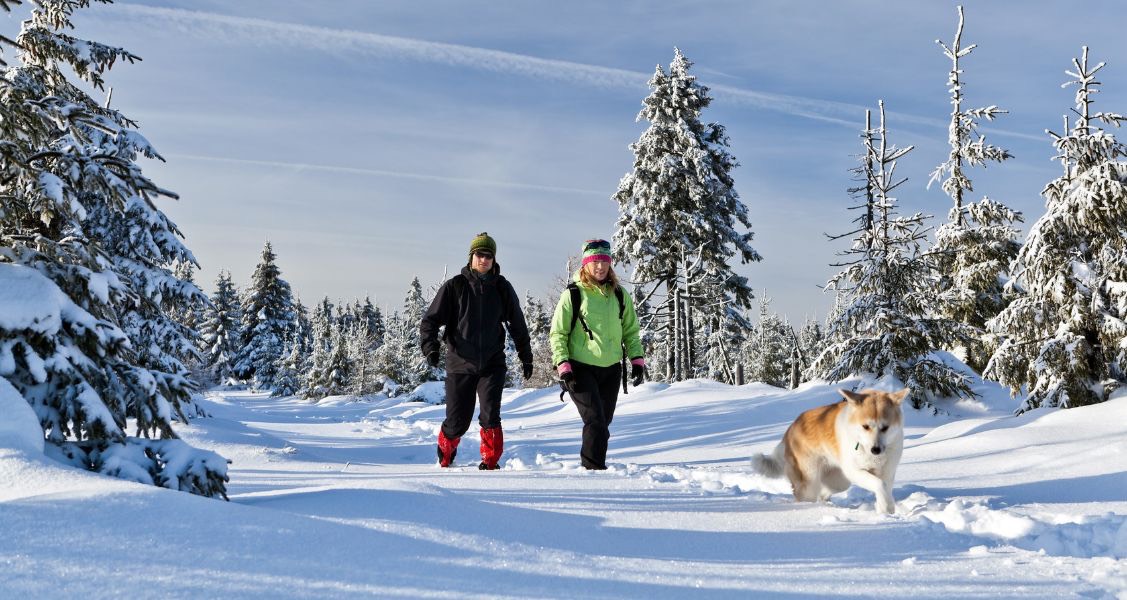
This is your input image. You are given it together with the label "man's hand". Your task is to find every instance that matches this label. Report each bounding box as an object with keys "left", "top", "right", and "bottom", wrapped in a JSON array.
[{"left": 522, "top": 362, "right": 534, "bottom": 379}]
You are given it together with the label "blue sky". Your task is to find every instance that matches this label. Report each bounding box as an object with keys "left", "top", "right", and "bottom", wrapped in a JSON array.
[{"left": 11, "top": 1, "right": 1126, "bottom": 322}]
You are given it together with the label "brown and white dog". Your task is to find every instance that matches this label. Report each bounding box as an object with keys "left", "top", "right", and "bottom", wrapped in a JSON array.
[{"left": 752, "top": 388, "right": 908, "bottom": 514}]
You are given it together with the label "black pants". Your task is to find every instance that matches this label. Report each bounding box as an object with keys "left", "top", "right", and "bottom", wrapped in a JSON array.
[
  {"left": 441, "top": 367, "right": 506, "bottom": 439},
  {"left": 567, "top": 361, "right": 622, "bottom": 469}
]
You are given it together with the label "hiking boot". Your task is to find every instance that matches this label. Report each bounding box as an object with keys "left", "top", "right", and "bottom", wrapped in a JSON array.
[
  {"left": 478, "top": 461, "right": 499, "bottom": 471},
  {"left": 437, "top": 431, "right": 460, "bottom": 468}
]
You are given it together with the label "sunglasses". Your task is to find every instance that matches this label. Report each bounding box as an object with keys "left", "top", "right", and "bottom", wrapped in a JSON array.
[
  {"left": 473, "top": 251, "right": 494, "bottom": 260},
  {"left": 583, "top": 240, "right": 611, "bottom": 252}
]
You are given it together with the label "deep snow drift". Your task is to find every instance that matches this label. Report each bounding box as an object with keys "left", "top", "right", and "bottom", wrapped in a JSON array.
[{"left": 1, "top": 378, "right": 1125, "bottom": 598}]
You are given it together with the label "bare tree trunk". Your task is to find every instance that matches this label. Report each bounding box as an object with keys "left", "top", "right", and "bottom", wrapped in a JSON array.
[
  {"left": 680, "top": 279, "right": 689, "bottom": 374},
  {"left": 789, "top": 345, "right": 800, "bottom": 389},
  {"left": 671, "top": 286, "right": 682, "bottom": 382}
]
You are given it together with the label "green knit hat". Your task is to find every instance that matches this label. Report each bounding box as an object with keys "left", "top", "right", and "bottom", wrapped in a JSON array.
[
  {"left": 581, "top": 239, "right": 612, "bottom": 266},
  {"left": 469, "top": 232, "right": 497, "bottom": 257}
]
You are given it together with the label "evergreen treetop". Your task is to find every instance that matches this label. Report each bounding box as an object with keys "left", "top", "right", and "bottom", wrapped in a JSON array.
[{"left": 986, "top": 47, "right": 1127, "bottom": 411}]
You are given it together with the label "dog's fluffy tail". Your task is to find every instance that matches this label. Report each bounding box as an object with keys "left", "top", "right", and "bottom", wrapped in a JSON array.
[{"left": 751, "top": 442, "right": 785, "bottom": 478}]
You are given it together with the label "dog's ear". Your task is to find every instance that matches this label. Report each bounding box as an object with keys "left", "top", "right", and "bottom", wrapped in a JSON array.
[
  {"left": 889, "top": 388, "right": 910, "bottom": 405},
  {"left": 838, "top": 389, "right": 866, "bottom": 404}
]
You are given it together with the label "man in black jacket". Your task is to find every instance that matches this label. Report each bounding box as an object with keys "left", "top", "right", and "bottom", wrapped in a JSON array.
[{"left": 420, "top": 232, "right": 534, "bottom": 470}]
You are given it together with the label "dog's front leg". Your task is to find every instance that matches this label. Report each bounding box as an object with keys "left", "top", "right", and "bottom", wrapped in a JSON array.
[{"left": 844, "top": 468, "right": 895, "bottom": 514}]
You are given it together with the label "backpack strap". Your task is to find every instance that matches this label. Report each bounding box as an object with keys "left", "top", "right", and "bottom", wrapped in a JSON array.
[
  {"left": 567, "top": 282, "right": 625, "bottom": 341},
  {"left": 615, "top": 286, "right": 627, "bottom": 395},
  {"left": 566, "top": 283, "right": 593, "bottom": 340}
]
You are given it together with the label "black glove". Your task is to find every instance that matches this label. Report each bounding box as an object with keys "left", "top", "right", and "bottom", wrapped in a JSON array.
[
  {"left": 559, "top": 370, "right": 578, "bottom": 394},
  {"left": 631, "top": 363, "right": 645, "bottom": 387},
  {"left": 522, "top": 362, "right": 534, "bottom": 379},
  {"left": 426, "top": 351, "right": 439, "bottom": 368}
]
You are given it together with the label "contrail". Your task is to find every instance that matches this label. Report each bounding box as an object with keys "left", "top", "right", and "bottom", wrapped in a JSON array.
[
  {"left": 100, "top": 3, "right": 1043, "bottom": 141},
  {"left": 168, "top": 153, "right": 607, "bottom": 196}
]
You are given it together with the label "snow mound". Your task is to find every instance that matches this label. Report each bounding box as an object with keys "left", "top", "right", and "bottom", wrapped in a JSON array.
[
  {"left": 405, "top": 381, "right": 445, "bottom": 404},
  {"left": 904, "top": 492, "right": 1127, "bottom": 559}
]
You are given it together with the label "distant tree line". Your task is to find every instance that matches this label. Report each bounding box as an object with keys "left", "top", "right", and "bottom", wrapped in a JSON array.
[{"left": 197, "top": 13, "right": 1127, "bottom": 418}]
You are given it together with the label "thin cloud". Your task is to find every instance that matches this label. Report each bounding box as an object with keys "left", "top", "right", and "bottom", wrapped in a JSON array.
[
  {"left": 103, "top": 3, "right": 1039, "bottom": 141},
  {"left": 99, "top": 4, "right": 877, "bottom": 127},
  {"left": 168, "top": 153, "right": 607, "bottom": 196}
]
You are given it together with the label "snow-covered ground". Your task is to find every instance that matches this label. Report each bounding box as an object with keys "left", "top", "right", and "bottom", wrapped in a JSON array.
[{"left": 2, "top": 378, "right": 1125, "bottom": 598}]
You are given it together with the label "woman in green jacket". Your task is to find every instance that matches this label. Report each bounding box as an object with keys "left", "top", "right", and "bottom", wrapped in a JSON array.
[{"left": 549, "top": 239, "right": 645, "bottom": 470}]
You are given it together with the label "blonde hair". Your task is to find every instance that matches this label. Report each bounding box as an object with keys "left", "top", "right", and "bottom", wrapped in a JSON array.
[{"left": 578, "top": 263, "right": 620, "bottom": 289}]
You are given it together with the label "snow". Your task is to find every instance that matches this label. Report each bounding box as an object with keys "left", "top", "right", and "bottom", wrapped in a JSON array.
[
  {"left": 0, "top": 262, "right": 112, "bottom": 351},
  {"left": 0, "top": 377, "right": 42, "bottom": 455},
  {"left": 0, "top": 263, "right": 66, "bottom": 333},
  {"left": 1, "top": 379, "right": 1125, "bottom": 598}
]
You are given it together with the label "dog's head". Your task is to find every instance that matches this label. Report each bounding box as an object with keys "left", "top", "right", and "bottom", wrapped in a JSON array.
[{"left": 839, "top": 388, "right": 907, "bottom": 457}]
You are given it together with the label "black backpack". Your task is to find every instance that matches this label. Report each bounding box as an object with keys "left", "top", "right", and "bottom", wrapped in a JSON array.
[{"left": 561, "top": 282, "right": 630, "bottom": 398}]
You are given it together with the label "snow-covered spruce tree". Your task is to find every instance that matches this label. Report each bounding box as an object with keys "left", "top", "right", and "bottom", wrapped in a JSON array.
[
  {"left": 345, "top": 321, "right": 379, "bottom": 396},
  {"left": 986, "top": 48, "right": 1127, "bottom": 411},
  {"left": 172, "top": 260, "right": 210, "bottom": 388},
  {"left": 399, "top": 277, "right": 434, "bottom": 387},
  {"left": 349, "top": 296, "right": 386, "bottom": 395},
  {"left": 522, "top": 291, "right": 555, "bottom": 388},
  {"left": 320, "top": 323, "right": 352, "bottom": 397},
  {"left": 291, "top": 297, "right": 313, "bottom": 358},
  {"left": 270, "top": 336, "right": 305, "bottom": 398},
  {"left": 814, "top": 103, "right": 976, "bottom": 408},
  {"left": 356, "top": 295, "right": 385, "bottom": 349},
  {"left": 301, "top": 296, "right": 334, "bottom": 399},
  {"left": 701, "top": 280, "right": 751, "bottom": 385},
  {"left": 170, "top": 261, "right": 206, "bottom": 350},
  {"left": 612, "top": 47, "right": 761, "bottom": 382},
  {"left": 373, "top": 278, "right": 433, "bottom": 396},
  {"left": 742, "top": 294, "right": 791, "bottom": 388},
  {"left": 198, "top": 270, "right": 241, "bottom": 384},
  {"left": 927, "top": 6, "right": 1022, "bottom": 373},
  {"left": 235, "top": 241, "right": 294, "bottom": 389},
  {"left": 24, "top": 0, "right": 207, "bottom": 429},
  {"left": 270, "top": 298, "right": 310, "bottom": 397},
  {"left": 0, "top": 0, "right": 226, "bottom": 497},
  {"left": 338, "top": 299, "right": 380, "bottom": 396},
  {"left": 372, "top": 310, "right": 410, "bottom": 396},
  {"left": 793, "top": 315, "right": 824, "bottom": 385}
]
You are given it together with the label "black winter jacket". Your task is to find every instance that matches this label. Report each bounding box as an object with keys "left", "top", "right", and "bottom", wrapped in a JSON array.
[{"left": 420, "top": 266, "right": 533, "bottom": 374}]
